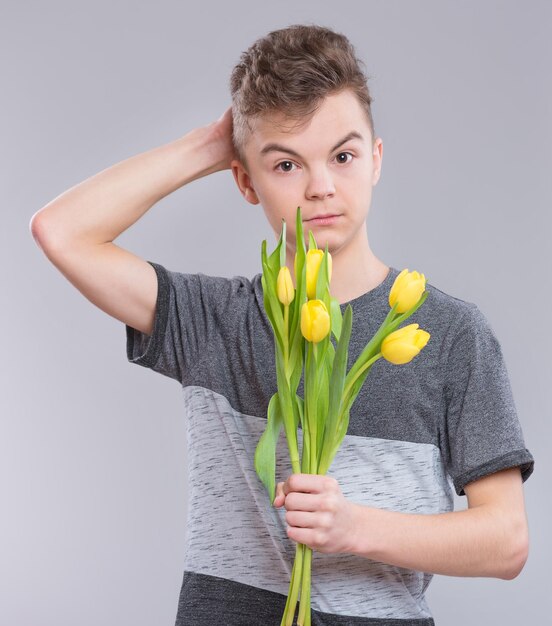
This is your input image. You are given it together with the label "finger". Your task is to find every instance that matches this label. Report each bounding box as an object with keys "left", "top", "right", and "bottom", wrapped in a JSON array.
[
  {"left": 286, "top": 524, "right": 315, "bottom": 547},
  {"left": 284, "top": 492, "right": 321, "bottom": 512},
  {"left": 283, "top": 473, "right": 327, "bottom": 497},
  {"left": 273, "top": 482, "right": 285, "bottom": 507},
  {"left": 286, "top": 510, "right": 318, "bottom": 528}
]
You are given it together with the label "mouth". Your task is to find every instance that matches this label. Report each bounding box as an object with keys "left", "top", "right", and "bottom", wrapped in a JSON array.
[
  {"left": 305, "top": 213, "right": 342, "bottom": 225},
  {"left": 306, "top": 213, "right": 339, "bottom": 221}
]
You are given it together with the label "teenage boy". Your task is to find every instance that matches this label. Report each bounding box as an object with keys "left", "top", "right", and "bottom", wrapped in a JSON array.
[{"left": 31, "top": 23, "right": 534, "bottom": 626}]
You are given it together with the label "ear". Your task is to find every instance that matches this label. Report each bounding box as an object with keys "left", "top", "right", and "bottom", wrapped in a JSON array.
[
  {"left": 371, "top": 138, "right": 383, "bottom": 185},
  {"left": 231, "top": 159, "right": 260, "bottom": 205}
]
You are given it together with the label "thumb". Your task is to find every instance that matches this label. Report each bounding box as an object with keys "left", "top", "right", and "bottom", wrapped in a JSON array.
[{"left": 273, "top": 481, "right": 285, "bottom": 507}]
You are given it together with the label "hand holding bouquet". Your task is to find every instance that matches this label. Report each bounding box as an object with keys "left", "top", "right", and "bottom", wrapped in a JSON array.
[{"left": 254, "top": 206, "right": 430, "bottom": 626}]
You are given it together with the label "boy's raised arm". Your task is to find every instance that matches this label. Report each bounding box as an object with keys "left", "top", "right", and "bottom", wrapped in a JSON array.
[{"left": 29, "top": 107, "right": 236, "bottom": 336}]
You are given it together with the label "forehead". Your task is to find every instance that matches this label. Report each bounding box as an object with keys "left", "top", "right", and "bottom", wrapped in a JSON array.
[{"left": 248, "top": 90, "right": 370, "bottom": 155}]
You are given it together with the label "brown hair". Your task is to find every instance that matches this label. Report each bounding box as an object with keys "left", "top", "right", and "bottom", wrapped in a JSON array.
[{"left": 229, "top": 23, "right": 376, "bottom": 170}]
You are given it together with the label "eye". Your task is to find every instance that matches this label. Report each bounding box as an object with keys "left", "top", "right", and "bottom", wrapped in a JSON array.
[
  {"left": 274, "top": 152, "right": 354, "bottom": 173},
  {"left": 336, "top": 152, "right": 354, "bottom": 163},
  {"left": 275, "top": 160, "right": 297, "bottom": 173}
]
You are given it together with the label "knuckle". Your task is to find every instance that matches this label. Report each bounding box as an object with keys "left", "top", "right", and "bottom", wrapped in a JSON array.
[
  {"left": 315, "top": 531, "right": 328, "bottom": 547},
  {"left": 322, "top": 512, "right": 333, "bottom": 528},
  {"left": 323, "top": 494, "right": 335, "bottom": 512}
]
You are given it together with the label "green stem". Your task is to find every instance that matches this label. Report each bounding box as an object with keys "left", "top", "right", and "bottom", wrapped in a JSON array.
[
  {"left": 280, "top": 303, "right": 301, "bottom": 474},
  {"left": 281, "top": 541, "right": 305, "bottom": 626},
  {"left": 297, "top": 340, "right": 317, "bottom": 625},
  {"left": 304, "top": 564, "right": 312, "bottom": 626},
  {"left": 297, "top": 545, "right": 312, "bottom": 625},
  {"left": 344, "top": 305, "right": 397, "bottom": 386},
  {"left": 311, "top": 342, "right": 318, "bottom": 474},
  {"left": 341, "top": 352, "right": 382, "bottom": 413},
  {"left": 283, "top": 304, "right": 290, "bottom": 372},
  {"left": 317, "top": 353, "right": 383, "bottom": 477},
  {"left": 279, "top": 385, "right": 301, "bottom": 475},
  {"left": 333, "top": 352, "right": 382, "bottom": 448}
]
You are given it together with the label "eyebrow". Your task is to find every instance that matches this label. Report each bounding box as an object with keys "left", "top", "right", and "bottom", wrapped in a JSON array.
[{"left": 259, "top": 130, "right": 364, "bottom": 159}]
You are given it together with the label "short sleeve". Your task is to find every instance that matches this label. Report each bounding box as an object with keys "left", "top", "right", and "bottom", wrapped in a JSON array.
[
  {"left": 125, "top": 261, "right": 257, "bottom": 386},
  {"left": 442, "top": 303, "right": 535, "bottom": 496}
]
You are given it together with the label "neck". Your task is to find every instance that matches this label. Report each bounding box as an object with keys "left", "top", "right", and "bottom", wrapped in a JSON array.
[{"left": 286, "top": 224, "right": 389, "bottom": 305}]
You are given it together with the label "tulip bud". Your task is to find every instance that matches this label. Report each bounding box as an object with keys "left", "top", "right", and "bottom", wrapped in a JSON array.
[
  {"left": 277, "top": 266, "right": 295, "bottom": 306},
  {"left": 300, "top": 299, "right": 330, "bottom": 343},
  {"left": 305, "top": 249, "right": 333, "bottom": 300},
  {"left": 389, "top": 269, "right": 426, "bottom": 313},
  {"left": 381, "top": 323, "right": 430, "bottom": 365}
]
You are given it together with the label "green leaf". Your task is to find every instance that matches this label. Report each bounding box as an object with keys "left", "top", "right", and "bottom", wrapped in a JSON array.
[
  {"left": 332, "top": 360, "right": 376, "bottom": 458},
  {"left": 295, "top": 394, "right": 304, "bottom": 430},
  {"left": 307, "top": 229, "right": 317, "bottom": 251},
  {"left": 290, "top": 207, "right": 307, "bottom": 343},
  {"left": 330, "top": 356, "right": 378, "bottom": 460},
  {"left": 279, "top": 219, "right": 287, "bottom": 268},
  {"left": 330, "top": 297, "right": 343, "bottom": 341},
  {"left": 260, "top": 271, "right": 285, "bottom": 353},
  {"left": 285, "top": 207, "right": 308, "bottom": 396},
  {"left": 325, "top": 338, "right": 336, "bottom": 372},
  {"left": 254, "top": 392, "right": 283, "bottom": 504},
  {"left": 289, "top": 340, "right": 304, "bottom": 396},
  {"left": 261, "top": 240, "right": 285, "bottom": 344},
  {"left": 315, "top": 353, "right": 330, "bottom": 467},
  {"left": 331, "top": 406, "right": 351, "bottom": 460},
  {"left": 318, "top": 304, "right": 353, "bottom": 475},
  {"left": 315, "top": 242, "right": 331, "bottom": 305},
  {"left": 267, "top": 222, "right": 284, "bottom": 276}
]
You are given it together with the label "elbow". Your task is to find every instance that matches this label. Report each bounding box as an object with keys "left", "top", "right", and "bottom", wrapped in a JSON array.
[
  {"left": 29, "top": 210, "right": 44, "bottom": 243},
  {"left": 29, "top": 209, "right": 68, "bottom": 256},
  {"left": 30, "top": 209, "right": 54, "bottom": 250},
  {"left": 501, "top": 534, "right": 529, "bottom": 580}
]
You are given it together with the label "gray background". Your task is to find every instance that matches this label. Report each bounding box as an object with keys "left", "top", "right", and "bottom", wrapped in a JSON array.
[{"left": 3, "top": 0, "right": 550, "bottom": 624}]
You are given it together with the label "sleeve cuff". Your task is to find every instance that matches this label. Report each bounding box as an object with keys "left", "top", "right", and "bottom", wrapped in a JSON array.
[
  {"left": 453, "top": 448, "right": 535, "bottom": 496},
  {"left": 125, "top": 261, "right": 170, "bottom": 369}
]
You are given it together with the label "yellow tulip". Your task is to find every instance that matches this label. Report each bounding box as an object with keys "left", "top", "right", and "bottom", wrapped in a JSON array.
[
  {"left": 380, "top": 323, "right": 430, "bottom": 365},
  {"left": 300, "top": 299, "right": 330, "bottom": 343},
  {"left": 389, "top": 269, "right": 426, "bottom": 313},
  {"left": 305, "top": 249, "right": 333, "bottom": 299},
  {"left": 277, "top": 266, "right": 295, "bottom": 305}
]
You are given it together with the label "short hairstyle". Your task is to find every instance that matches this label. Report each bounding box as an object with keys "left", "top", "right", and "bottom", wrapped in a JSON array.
[{"left": 229, "top": 23, "right": 377, "bottom": 170}]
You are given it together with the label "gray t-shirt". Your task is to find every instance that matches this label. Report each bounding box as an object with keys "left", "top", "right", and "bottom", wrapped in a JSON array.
[{"left": 126, "top": 262, "right": 534, "bottom": 626}]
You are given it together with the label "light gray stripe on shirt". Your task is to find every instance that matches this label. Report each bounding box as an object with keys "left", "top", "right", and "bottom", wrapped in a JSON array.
[{"left": 181, "top": 385, "right": 454, "bottom": 620}]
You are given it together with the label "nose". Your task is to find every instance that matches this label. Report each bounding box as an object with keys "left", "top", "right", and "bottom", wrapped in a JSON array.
[{"left": 304, "top": 168, "right": 336, "bottom": 201}]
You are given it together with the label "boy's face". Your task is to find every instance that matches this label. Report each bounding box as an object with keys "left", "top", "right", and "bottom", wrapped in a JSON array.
[{"left": 231, "top": 88, "right": 383, "bottom": 258}]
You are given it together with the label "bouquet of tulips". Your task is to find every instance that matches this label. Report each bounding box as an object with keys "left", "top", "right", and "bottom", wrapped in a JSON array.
[{"left": 254, "top": 206, "right": 430, "bottom": 626}]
